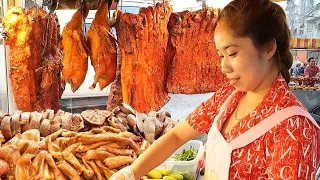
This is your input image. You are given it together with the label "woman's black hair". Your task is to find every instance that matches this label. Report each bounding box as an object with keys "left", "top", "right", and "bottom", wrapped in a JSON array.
[{"left": 217, "top": 0, "right": 293, "bottom": 84}]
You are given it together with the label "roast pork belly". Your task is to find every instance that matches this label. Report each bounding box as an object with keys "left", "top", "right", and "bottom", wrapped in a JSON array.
[
  {"left": 166, "top": 7, "right": 227, "bottom": 94},
  {"left": 2, "top": 7, "right": 64, "bottom": 112},
  {"left": 115, "top": 2, "right": 172, "bottom": 113}
]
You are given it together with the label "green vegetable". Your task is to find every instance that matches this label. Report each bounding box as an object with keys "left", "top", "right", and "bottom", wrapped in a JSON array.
[
  {"left": 170, "top": 170, "right": 193, "bottom": 180},
  {"left": 180, "top": 171, "right": 193, "bottom": 180},
  {"left": 169, "top": 174, "right": 183, "bottom": 180},
  {"left": 163, "top": 176, "right": 176, "bottom": 180},
  {"left": 173, "top": 146, "right": 198, "bottom": 161},
  {"left": 158, "top": 169, "right": 171, "bottom": 176}
]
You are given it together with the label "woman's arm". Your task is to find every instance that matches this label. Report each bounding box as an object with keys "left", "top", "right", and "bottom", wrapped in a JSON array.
[
  {"left": 131, "top": 120, "right": 202, "bottom": 179},
  {"left": 110, "top": 85, "right": 231, "bottom": 180},
  {"left": 130, "top": 84, "right": 233, "bottom": 179}
]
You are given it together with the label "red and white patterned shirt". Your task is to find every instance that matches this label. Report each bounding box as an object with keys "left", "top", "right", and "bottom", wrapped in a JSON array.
[{"left": 187, "top": 75, "right": 318, "bottom": 179}]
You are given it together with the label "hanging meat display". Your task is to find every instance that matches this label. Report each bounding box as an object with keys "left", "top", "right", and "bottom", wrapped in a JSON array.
[
  {"left": 3, "top": 1, "right": 227, "bottom": 114},
  {"left": 61, "top": 2, "right": 90, "bottom": 92},
  {"left": 115, "top": 2, "right": 172, "bottom": 113},
  {"left": 87, "top": 1, "right": 117, "bottom": 91},
  {"left": 166, "top": 8, "right": 227, "bottom": 94},
  {"left": 2, "top": 7, "right": 65, "bottom": 112}
]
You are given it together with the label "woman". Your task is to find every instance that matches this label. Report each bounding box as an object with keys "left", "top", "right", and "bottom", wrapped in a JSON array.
[{"left": 111, "top": 0, "right": 319, "bottom": 179}]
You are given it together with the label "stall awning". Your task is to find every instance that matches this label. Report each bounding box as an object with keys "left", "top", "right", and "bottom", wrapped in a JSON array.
[{"left": 290, "top": 38, "right": 320, "bottom": 49}]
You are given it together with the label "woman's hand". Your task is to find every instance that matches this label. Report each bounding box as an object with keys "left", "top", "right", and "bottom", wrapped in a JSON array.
[
  {"left": 110, "top": 121, "right": 201, "bottom": 180},
  {"left": 110, "top": 166, "right": 136, "bottom": 180}
]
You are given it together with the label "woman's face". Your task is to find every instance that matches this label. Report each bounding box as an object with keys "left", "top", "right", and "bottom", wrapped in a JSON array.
[{"left": 214, "top": 21, "right": 274, "bottom": 92}]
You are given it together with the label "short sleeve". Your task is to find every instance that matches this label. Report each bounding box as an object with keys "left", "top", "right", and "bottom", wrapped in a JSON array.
[
  {"left": 186, "top": 84, "right": 234, "bottom": 134},
  {"left": 186, "top": 95, "right": 217, "bottom": 134},
  {"left": 264, "top": 115, "right": 318, "bottom": 180}
]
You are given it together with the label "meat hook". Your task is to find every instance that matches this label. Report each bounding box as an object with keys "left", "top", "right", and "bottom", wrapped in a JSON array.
[
  {"left": 49, "top": 0, "right": 59, "bottom": 13},
  {"left": 109, "top": 0, "right": 119, "bottom": 19},
  {"left": 42, "top": 0, "right": 59, "bottom": 19},
  {"left": 163, "top": 0, "right": 166, "bottom": 13}
]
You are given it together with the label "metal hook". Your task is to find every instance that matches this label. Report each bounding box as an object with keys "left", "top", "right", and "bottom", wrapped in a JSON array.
[
  {"left": 108, "top": 1, "right": 111, "bottom": 18},
  {"left": 163, "top": 0, "right": 166, "bottom": 14},
  {"left": 50, "top": 0, "right": 59, "bottom": 13},
  {"left": 111, "top": 0, "right": 120, "bottom": 21},
  {"left": 42, "top": 0, "right": 59, "bottom": 19},
  {"left": 106, "top": 0, "right": 119, "bottom": 23},
  {"left": 33, "top": 0, "right": 37, "bottom": 7},
  {"left": 81, "top": 0, "right": 87, "bottom": 21}
]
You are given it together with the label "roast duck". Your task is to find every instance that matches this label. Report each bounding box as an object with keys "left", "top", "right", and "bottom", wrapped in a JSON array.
[
  {"left": 61, "top": 1, "right": 90, "bottom": 92},
  {"left": 87, "top": 0, "right": 117, "bottom": 91}
]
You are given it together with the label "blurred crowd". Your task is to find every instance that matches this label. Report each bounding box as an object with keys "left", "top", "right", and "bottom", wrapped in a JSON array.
[{"left": 291, "top": 57, "right": 320, "bottom": 78}]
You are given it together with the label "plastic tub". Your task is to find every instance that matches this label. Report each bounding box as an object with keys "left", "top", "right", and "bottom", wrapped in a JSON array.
[{"left": 156, "top": 140, "right": 204, "bottom": 180}]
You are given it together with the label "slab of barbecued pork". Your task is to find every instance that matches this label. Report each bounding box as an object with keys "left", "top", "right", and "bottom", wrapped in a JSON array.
[
  {"left": 2, "top": 7, "right": 38, "bottom": 112},
  {"left": 87, "top": 0, "right": 117, "bottom": 91},
  {"left": 26, "top": 8, "right": 48, "bottom": 111},
  {"left": 115, "top": 2, "right": 172, "bottom": 113},
  {"left": 166, "top": 8, "right": 227, "bottom": 94},
  {"left": 62, "top": 3, "right": 90, "bottom": 92},
  {"left": 2, "top": 7, "right": 65, "bottom": 112},
  {"left": 39, "top": 12, "right": 65, "bottom": 111}
]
